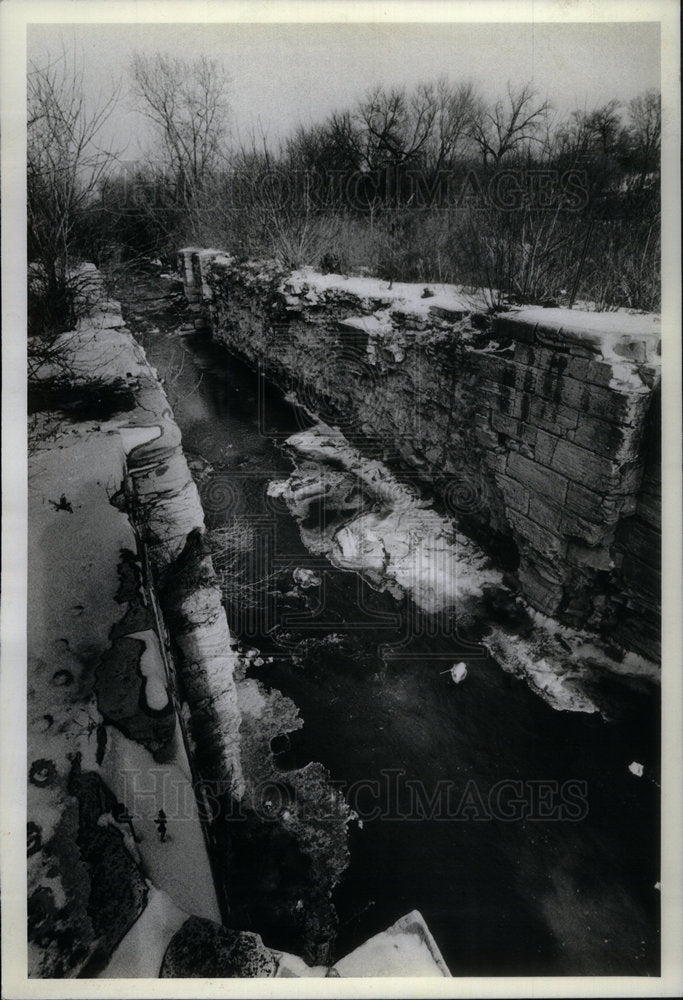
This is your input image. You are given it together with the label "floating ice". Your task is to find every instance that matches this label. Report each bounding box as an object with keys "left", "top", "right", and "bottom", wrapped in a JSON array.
[
  {"left": 274, "top": 421, "right": 501, "bottom": 614},
  {"left": 450, "top": 662, "right": 468, "bottom": 684},
  {"left": 293, "top": 567, "right": 322, "bottom": 589}
]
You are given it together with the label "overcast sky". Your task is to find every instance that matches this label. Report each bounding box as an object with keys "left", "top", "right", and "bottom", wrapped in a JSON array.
[{"left": 28, "top": 20, "right": 660, "bottom": 159}]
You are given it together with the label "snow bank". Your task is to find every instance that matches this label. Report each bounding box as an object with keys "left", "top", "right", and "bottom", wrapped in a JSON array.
[
  {"left": 507, "top": 304, "right": 660, "bottom": 390},
  {"left": 100, "top": 886, "right": 189, "bottom": 978},
  {"left": 284, "top": 266, "right": 476, "bottom": 320},
  {"left": 127, "top": 629, "right": 170, "bottom": 711}
]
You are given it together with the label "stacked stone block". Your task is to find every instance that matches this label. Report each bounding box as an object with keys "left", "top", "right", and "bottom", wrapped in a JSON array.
[{"left": 474, "top": 310, "right": 659, "bottom": 633}]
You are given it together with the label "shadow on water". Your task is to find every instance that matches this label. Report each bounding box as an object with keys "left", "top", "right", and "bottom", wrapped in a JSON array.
[{"left": 120, "top": 273, "right": 660, "bottom": 976}]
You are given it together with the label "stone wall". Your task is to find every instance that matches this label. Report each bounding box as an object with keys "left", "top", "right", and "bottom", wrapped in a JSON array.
[
  {"left": 26, "top": 270, "right": 231, "bottom": 976},
  {"left": 178, "top": 249, "right": 661, "bottom": 662}
]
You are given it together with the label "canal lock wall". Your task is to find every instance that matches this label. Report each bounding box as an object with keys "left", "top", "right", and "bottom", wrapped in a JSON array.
[
  {"left": 26, "top": 266, "right": 356, "bottom": 976},
  {"left": 179, "top": 248, "right": 661, "bottom": 665}
]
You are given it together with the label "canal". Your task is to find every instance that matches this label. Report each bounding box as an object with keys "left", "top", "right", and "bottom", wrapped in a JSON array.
[{"left": 117, "top": 264, "right": 660, "bottom": 976}]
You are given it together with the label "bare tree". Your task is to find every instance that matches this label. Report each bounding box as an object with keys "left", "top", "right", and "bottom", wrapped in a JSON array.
[
  {"left": 355, "top": 84, "right": 438, "bottom": 170},
  {"left": 469, "top": 83, "right": 551, "bottom": 165},
  {"left": 583, "top": 99, "right": 623, "bottom": 157},
  {"left": 626, "top": 89, "right": 661, "bottom": 177},
  {"left": 27, "top": 47, "right": 120, "bottom": 335},
  {"left": 130, "top": 53, "right": 231, "bottom": 208},
  {"left": 424, "top": 77, "right": 478, "bottom": 170},
  {"left": 556, "top": 99, "right": 624, "bottom": 167}
]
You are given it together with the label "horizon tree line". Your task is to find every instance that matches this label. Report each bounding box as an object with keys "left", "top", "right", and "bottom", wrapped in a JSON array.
[{"left": 28, "top": 46, "right": 661, "bottom": 334}]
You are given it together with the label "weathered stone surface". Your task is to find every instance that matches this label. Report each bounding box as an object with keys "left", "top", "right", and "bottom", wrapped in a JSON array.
[
  {"left": 566, "top": 539, "right": 614, "bottom": 571},
  {"left": 586, "top": 359, "right": 617, "bottom": 386},
  {"left": 492, "top": 313, "right": 537, "bottom": 343},
  {"left": 549, "top": 439, "right": 623, "bottom": 489},
  {"left": 533, "top": 428, "right": 559, "bottom": 465},
  {"left": 490, "top": 411, "right": 539, "bottom": 445},
  {"left": 569, "top": 414, "right": 632, "bottom": 460},
  {"left": 506, "top": 452, "right": 568, "bottom": 502},
  {"left": 429, "top": 303, "right": 468, "bottom": 321},
  {"left": 529, "top": 396, "right": 579, "bottom": 433},
  {"left": 616, "top": 516, "right": 660, "bottom": 570},
  {"left": 517, "top": 559, "right": 564, "bottom": 614},
  {"left": 66, "top": 760, "right": 148, "bottom": 974},
  {"left": 527, "top": 495, "right": 563, "bottom": 534},
  {"left": 157, "top": 529, "right": 243, "bottom": 791},
  {"left": 495, "top": 474, "right": 530, "bottom": 515},
  {"left": 564, "top": 481, "right": 626, "bottom": 525},
  {"left": 637, "top": 487, "right": 660, "bottom": 529},
  {"left": 524, "top": 495, "right": 609, "bottom": 550},
  {"left": 506, "top": 508, "right": 567, "bottom": 558},
  {"left": 160, "top": 917, "right": 276, "bottom": 978},
  {"left": 474, "top": 423, "right": 500, "bottom": 451}
]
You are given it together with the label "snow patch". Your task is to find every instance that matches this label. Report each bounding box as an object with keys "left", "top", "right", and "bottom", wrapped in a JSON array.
[
  {"left": 331, "top": 909, "right": 451, "bottom": 977},
  {"left": 484, "top": 606, "right": 659, "bottom": 715},
  {"left": 284, "top": 267, "right": 476, "bottom": 320},
  {"left": 119, "top": 424, "right": 162, "bottom": 455},
  {"left": 100, "top": 885, "right": 189, "bottom": 978},
  {"left": 99, "top": 724, "right": 221, "bottom": 922},
  {"left": 127, "top": 629, "right": 169, "bottom": 711}
]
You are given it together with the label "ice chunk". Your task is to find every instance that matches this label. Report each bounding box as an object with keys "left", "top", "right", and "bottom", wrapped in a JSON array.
[{"left": 450, "top": 662, "right": 468, "bottom": 684}]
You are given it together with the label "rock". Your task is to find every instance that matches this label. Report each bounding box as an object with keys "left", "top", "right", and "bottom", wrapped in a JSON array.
[
  {"left": 65, "top": 760, "right": 148, "bottom": 973},
  {"left": 428, "top": 303, "right": 468, "bottom": 321},
  {"left": 160, "top": 917, "right": 276, "bottom": 977}
]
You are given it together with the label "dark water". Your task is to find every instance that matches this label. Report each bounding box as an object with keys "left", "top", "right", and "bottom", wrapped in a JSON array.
[{"left": 120, "top": 272, "right": 660, "bottom": 976}]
